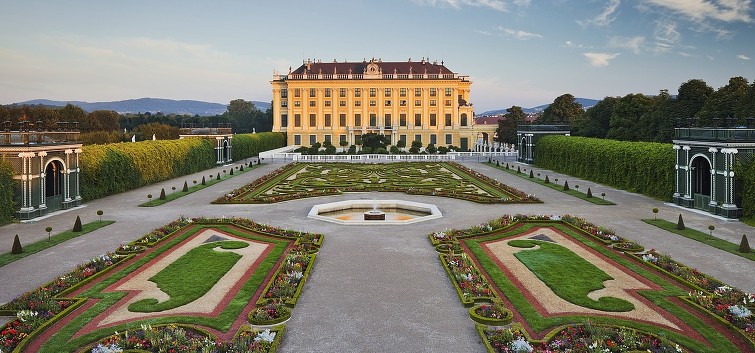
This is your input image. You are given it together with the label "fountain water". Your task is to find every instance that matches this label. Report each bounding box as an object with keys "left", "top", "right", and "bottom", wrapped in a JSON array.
[{"left": 363, "top": 201, "right": 386, "bottom": 220}]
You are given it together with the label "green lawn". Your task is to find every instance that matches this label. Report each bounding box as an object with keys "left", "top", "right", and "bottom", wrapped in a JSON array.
[
  {"left": 508, "top": 239, "right": 634, "bottom": 312},
  {"left": 129, "top": 240, "right": 249, "bottom": 312},
  {"left": 0, "top": 220, "right": 115, "bottom": 267},
  {"left": 486, "top": 162, "right": 615, "bottom": 205},
  {"left": 642, "top": 218, "right": 754, "bottom": 261}
]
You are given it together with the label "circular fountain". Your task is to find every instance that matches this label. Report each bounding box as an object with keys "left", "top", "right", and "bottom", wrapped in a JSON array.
[{"left": 308, "top": 200, "right": 442, "bottom": 225}]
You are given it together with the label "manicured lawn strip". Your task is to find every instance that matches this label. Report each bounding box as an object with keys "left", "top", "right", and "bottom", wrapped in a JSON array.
[
  {"left": 39, "top": 223, "right": 291, "bottom": 352},
  {"left": 129, "top": 241, "right": 249, "bottom": 312},
  {"left": 643, "top": 218, "right": 755, "bottom": 261},
  {"left": 233, "top": 163, "right": 305, "bottom": 200},
  {"left": 462, "top": 222, "right": 740, "bottom": 352},
  {"left": 443, "top": 162, "right": 517, "bottom": 200},
  {"left": 508, "top": 239, "right": 634, "bottom": 312},
  {"left": 0, "top": 220, "right": 115, "bottom": 267},
  {"left": 486, "top": 162, "right": 615, "bottom": 205},
  {"left": 139, "top": 163, "right": 261, "bottom": 207}
]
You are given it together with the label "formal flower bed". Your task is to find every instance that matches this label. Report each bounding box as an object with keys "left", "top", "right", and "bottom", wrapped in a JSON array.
[
  {"left": 131, "top": 217, "right": 192, "bottom": 246},
  {"left": 612, "top": 241, "right": 644, "bottom": 253},
  {"left": 442, "top": 253, "right": 496, "bottom": 306},
  {"left": 248, "top": 302, "right": 291, "bottom": 325},
  {"left": 260, "top": 252, "right": 313, "bottom": 306},
  {"left": 88, "top": 324, "right": 282, "bottom": 353},
  {"left": 115, "top": 244, "right": 145, "bottom": 255},
  {"left": 639, "top": 250, "right": 723, "bottom": 292},
  {"left": 0, "top": 253, "right": 124, "bottom": 352},
  {"left": 469, "top": 301, "right": 513, "bottom": 326},
  {"left": 560, "top": 214, "right": 623, "bottom": 243},
  {"left": 480, "top": 323, "right": 686, "bottom": 353}
]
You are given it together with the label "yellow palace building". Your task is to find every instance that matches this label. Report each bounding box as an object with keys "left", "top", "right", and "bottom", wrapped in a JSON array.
[{"left": 271, "top": 58, "right": 488, "bottom": 151}]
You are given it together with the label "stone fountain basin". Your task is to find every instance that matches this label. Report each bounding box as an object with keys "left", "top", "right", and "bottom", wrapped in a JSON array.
[{"left": 308, "top": 200, "right": 442, "bottom": 225}]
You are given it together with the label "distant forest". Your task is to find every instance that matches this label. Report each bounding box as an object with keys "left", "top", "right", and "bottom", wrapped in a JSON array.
[
  {"left": 0, "top": 99, "right": 272, "bottom": 145},
  {"left": 495, "top": 76, "right": 755, "bottom": 144}
]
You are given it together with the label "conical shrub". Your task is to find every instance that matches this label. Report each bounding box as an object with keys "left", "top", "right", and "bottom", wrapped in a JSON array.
[
  {"left": 587, "top": 188, "right": 593, "bottom": 198},
  {"left": 230, "top": 169, "right": 234, "bottom": 175},
  {"left": 529, "top": 170, "right": 534, "bottom": 178},
  {"left": 217, "top": 172, "right": 221, "bottom": 180},
  {"left": 11, "top": 234, "right": 22, "bottom": 254},
  {"left": 240, "top": 165, "right": 244, "bottom": 171},
  {"left": 159, "top": 188, "right": 166, "bottom": 200},
  {"left": 182, "top": 181, "right": 189, "bottom": 192},
  {"left": 544, "top": 175, "right": 550, "bottom": 184},
  {"left": 676, "top": 214, "right": 685, "bottom": 230},
  {"left": 517, "top": 166, "right": 521, "bottom": 173},
  {"left": 505, "top": 163, "right": 509, "bottom": 169},
  {"left": 563, "top": 180, "right": 570, "bottom": 191},
  {"left": 201, "top": 176, "right": 206, "bottom": 185},
  {"left": 73, "top": 215, "right": 83, "bottom": 232},
  {"left": 740, "top": 234, "right": 750, "bottom": 253}
]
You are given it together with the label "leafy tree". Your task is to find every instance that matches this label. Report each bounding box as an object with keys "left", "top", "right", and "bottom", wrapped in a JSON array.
[
  {"left": 538, "top": 94, "right": 583, "bottom": 124},
  {"left": 82, "top": 110, "right": 120, "bottom": 132},
  {"left": 606, "top": 94, "right": 655, "bottom": 141},
  {"left": 361, "top": 132, "right": 389, "bottom": 150},
  {"left": 134, "top": 122, "right": 180, "bottom": 140},
  {"left": 637, "top": 90, "right": 675, "bottom": 142},
  {"left": 495, "top": 106, "right": 526, "bottom": 144},
  {"left": 572, "top": 97, "right": 618, "bottom": 138},
  {"left": 396, "top": 139, "right": 407, "bottom": 150},
  {"left": 674, "top": 79, "right": 713, "bottom": 125},
  {"left": 426, "top": 143, "right": 437, "bottom": 154},
  {"left": 409, "top": 140, "right": 422, "bottom": 154},
  {"left": 696, "top": 76, "right": 749, "bottom": 127},
  {"left": 60, "top": 103, "right": 87, "bottom": 127}
]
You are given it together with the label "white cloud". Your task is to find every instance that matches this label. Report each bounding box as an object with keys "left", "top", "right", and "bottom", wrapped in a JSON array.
[
  {"left": 738, "top": 54, "right": 752, "bottom": 60},
  {"left": 564, "top": 40, "right": 585, "bottom": 48},
  {"left": 608, "top": 36, "right": 646, "bottom": 54},
  {"left": 641, "top": 0, "right": 753, "bottom": 23},
  {"left": 578, "top": 0, "right": 621, "bottom": 27},
  {"left": 498, "top": 26, "right": 543, "bottom": 40},
  {"left": 411, "top": 0, "right": 512, "bottom": 11},
  {"left": 678, "top": 51, "right": 693, "bottom": 57},
  {"left": 475, "top": 29, "right": 493, "bottom": 35},
  {"left": 583, "top": 52, "right": 620, "bottom": 66}
]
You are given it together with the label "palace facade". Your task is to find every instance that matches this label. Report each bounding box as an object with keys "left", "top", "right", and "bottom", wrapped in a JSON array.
[{"left": 271, "top": 58, "right": 483, "bottom": 150}]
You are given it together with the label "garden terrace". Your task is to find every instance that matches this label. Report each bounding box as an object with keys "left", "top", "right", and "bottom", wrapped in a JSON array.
[
  {"left": 214, "top": 162, "right": 540, "bottom": 204},
  {"left": 433, "top": 215, "right": 754, "bottom": 353},
  {"left": 0, "top": 217, "right": 322, "bottom": 353}
]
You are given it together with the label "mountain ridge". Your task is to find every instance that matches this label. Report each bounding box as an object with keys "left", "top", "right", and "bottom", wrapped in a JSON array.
[{"left": 12, "top": 98, "right": 271, "bottom": 116}]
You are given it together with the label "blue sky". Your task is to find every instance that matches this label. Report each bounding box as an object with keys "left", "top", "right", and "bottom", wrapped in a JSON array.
[{"left": 1, "top": 0, "right": 753, "bottom": 112}]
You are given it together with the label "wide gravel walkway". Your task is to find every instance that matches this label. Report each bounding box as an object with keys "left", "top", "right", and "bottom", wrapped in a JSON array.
[{"left": 0, "top": 157, "right": 753, "bottom": 352}]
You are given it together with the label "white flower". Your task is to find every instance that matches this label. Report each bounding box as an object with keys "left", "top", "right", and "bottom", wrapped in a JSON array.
[
  {"left": 91, "top": 343, "right": 123, "bottom": 353},
  {"left": 254, "top": 329, "right": 276, "bottom": 343},
  {"left": 510, "top": 337, "right": 533, "bottom": 352},
  {"left": 550, "top": 215, "right": 561, "bottom": 221},
  {"left": 642, "top": 254, "right": 657, "bottom": 263},
  {"left": 16, "top": 310, "right": 38, "bottom": 322},
  {"left": 728, "top": 305, "right": 752, "bottom": 318}
]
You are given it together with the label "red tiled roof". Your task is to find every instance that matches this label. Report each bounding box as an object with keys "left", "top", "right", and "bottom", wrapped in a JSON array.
[
  {"left": 475, "top": 117, "right": 502, "bottom": 125},
  {"left": 291, "top": 59, "right": 452, "bottom": 75}
]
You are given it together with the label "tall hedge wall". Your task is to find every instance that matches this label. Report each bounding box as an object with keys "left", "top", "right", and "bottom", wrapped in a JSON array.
[
  {"left": 79, "top": 132, "right": 285, "bottom": 201},
  {"left": 0, "top": 159, "right": 15, "bottom": 224},
  {"left": 735, "top": 159, "right": 755, "bottom": 220},
  {"left": 232, "top": 132, "right": 285, "bottom": 160},
  {"left": 535, "top": 136, "right": 674, "bottom": 200}
]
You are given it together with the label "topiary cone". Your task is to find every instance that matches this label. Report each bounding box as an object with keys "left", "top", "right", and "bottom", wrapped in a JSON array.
[
  {"left": 544, "top": 175, "right": 550, "bottom": 184},
  {"left": 230, "top": 169, "right": 234, "bottom": 175},
  {"left": 563, "top": 180, "right": 570, "bottom": 191},
  {"left": 587, "top": 188, "right": 593, "bottom": 198},
  {"left": 676, "top": 214, "right": 685, "bottom": 230},
  {"left": 740, "top": 234, "right": 751, "bottom": 253},
  {"left": 529, "top": 170, "right": 534, "bottom": 178},
  {"left": 517, "top": 166, "right": 521, "bottom": 173},
  {"left": 73, "top": 215, "right": 83, "bottom": 232},
  {"left": 159, "top": 188, "right": 166, "bottom": 200},
  {"left": 240, "top": 165, "right": 244, "bottom": 171},
  {"left": 201, "top": 176, "right": 206, "bottom": 185},
  {"left": 11, "top": 234, "right": 22, "bottom": 254},
  {"left": 182, "top": 181, "right": 189, "bottom": 192},
  {"left": 217, "top": 172, "right": 221, "bottom": 180},
  {"left": 505, "top": 163, "right": 509, "bottom": 169}
]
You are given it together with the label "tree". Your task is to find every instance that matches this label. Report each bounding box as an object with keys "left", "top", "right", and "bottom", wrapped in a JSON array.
[
  {"left": 134, "top": 122, "right": 180, "bottom": 140},
  {"left": 73, "top": 215, "right": 82, "bottom": 232},
  {"left": 12, "top": 234, "right": 22, "bottom": 254},
  {"left": 81, "top": 110, "right": 120, "bottom": 132},
  {"left": 339, "top": 140, "right": 349, "bottom": 152},
  {"left": 426, "top": 143, "right": 437, "bottom": 154},
  {"left": 409, "top": 140, "right": 422, "bottom": 154},
  {"left": 396, "top": 139, "right": 407, "bottom": 150},
  {"left": 538, "top": 94, "right": 583, "bottom": 124},
  {"left": 674, "top": 79, "right": 713, "bottom": 125},
  {"left": 495, "top": 106, "right": 526, "bottom": 144},
  {"left": 59, "top": 103, "right": 87, "bottom": 125},
  {"left": 361, "top": 133, "right": 389, "bottom": 150},
  {"left": 696, "top": 76, "right": 749, "bottom": 127},
  {"left": 572, "top": 97, "right": 618, "bottom": 138},
  {"left": 606, "top": 93, "right": 655, "bottom": 141}
]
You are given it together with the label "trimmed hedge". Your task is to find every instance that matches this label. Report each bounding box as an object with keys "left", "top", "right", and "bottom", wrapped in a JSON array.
[
  {"left": 736, "top": 159, "right": 755, "bottom": 220},
  {"left": 535, "top": 136, "right": 674, "bottom": 200},
  {"left": 0, "top": 159, "right": 14, "bottom": 224},
  {"left": 232, "top": 132, "right": 285, "bottom": 160},
  {"left": 80, "top": 132, "right": 285, "bottom": 200}
]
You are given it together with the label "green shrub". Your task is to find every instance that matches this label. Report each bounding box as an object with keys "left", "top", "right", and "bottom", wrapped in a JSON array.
[
  {"left": 0, "top": 159, "right": 15, "bottom": 224},
  {"left": 201, "top": 176, "right": 206, "bottom": 185},
  {"left": 159, "top": 188, "right": 166, "bottom": 200},
  {"left": 735, "top": 159, "right": 755, "bottom": 220},
  {"left": 73, "top": 215, "right": 82, "bottom": 232},
  {"left": 563, "top": 180, "right": 570, "bottom": 191},
  {"left": 676, "top": 214, "right": 685, "bottom": 230},
  {"left": 529, "top": 170, "right": 534, "bottom": 178},
  {"left": 536, "top": 136, "right": 673, "bottom": 200},
  {"left": 232, "top": 132, "right": 285, "bottom": 160},
  {"left": 740, "top": 234, "right": 751, "bottom": 253},
  {"left": 11, "top": 234, "right": 22, "bottom": 254},
  {"left": 544, "top": 175, "right": 550, "bottom": 184},
  {"left": 182, "top": 181, "right": 189, "bottom": 192},
  {"left": 587, "top": 187, "right": 593, "bottom": 198}
]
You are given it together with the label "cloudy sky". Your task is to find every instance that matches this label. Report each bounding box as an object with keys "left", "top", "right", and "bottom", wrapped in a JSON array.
[{"left": 1, "top": 0, "right": 753, "bottom": 112}]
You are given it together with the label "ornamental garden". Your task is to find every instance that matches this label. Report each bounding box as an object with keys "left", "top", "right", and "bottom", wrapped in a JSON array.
[{"left": 1, "top": 161, "right": 753, "bottom": 353}]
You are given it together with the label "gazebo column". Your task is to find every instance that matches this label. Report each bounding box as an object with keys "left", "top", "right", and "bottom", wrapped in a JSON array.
[
  {"left": 75, "top": 148, "right": 82, "bottom": 200},
  {"left": 673, "top": 145, "right": 681, "bottom": 197},
  {"left": 38, "top": 152, "right": 47, "bottom": 209},
  {"left": 708, "top": 147, "right": 717, "bottom": 207}
]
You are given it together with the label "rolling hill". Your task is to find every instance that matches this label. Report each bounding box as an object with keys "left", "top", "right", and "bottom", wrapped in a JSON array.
[{"left": 13, "top": 98, "right": 271, "bottom": 116}]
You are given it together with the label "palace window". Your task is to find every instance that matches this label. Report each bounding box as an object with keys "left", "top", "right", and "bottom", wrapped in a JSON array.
[
  {"left": 294, "top": 88, "right": 300, "bottom": 97},
  {"left": 324, "top": 114, "right": 331, "bottom": 127},
  {"left": 281, "top": 100, "right": 288, "bottom": 107},
  {"left": 324, "top": 134, "right": 331, "bottom": 143},
  {"left": 400, "top": 88, "right": 406, "bottom": 97},
  {"left": 281, "top": 114, "right": 288, "bottom": 127},
  {"left": 309, "top": 134, "right": 316, "bottom": 145},
  {"left": 294, "top": 101, "right": 301, "bottom": 107},
  {"left": 445, "top": 133, "right": 452, "bottom": 145},
  {"left": 294, "top": 134, "right": 301, "bottom": 145},
  {"left": 414, "top": 113, "right": 421, "bottom": 126},
  {"left": 354, "top": 88, "right": 361, "bottom": 97},
  {"left": 430, "top": 114, "right": 437, "bottom": 126},
  {"left": 445, "top": 88, "right": 452, "bottom": 97},
  {"left": 385, "top": 100, "right": 391, "bottom": 107},
  {"left": 324, "top": 101, "right": 331, "bottom": 107},
  {"left": 445, "top": 113, "right": 452, "bottom": 126},
  {"left": 445, "top": 99, "right": 452, "bottom": 107},
  {"left": 339, "top": 100, "right": 346, "bottom": 107},
  {"left": 339, "top": 134, "right": 347, "bottom": 143},
  {"left": 414, "top": 134, "right": 422, "bottom": 143},
  {"left": 415, "top": 88, "right": 421, "bottom": 96},
  {"left": 324, "top": 88, "right": 331, "bottom": 97},
  {"left": 400, "top": 134, "right": 407, "bottom": 143},
  {"left": 369, "top": 100, "right": 376, "bottom": 107},
  {"left": 355, "top": 114, "right": 362, "bottom": 126},
  {"left": 294, "top": 114, "right": 301, "bottom": 127},
  {"left": 400, "top": 100, "right": 407, "bottom": 106},
  {"left": 281, "top": 89, "right": 288, "bottom": 98},
  {"left": 414, "top": 100, "right": 421, "bottom": 107},
  {"left": 355, "top": 101, "right": 362, "bottom": 107},
  {"left": 430, "top": 134, "right": 437, "bottom": 144},
  {"left": 430, "top": 100, "right": 436, "bottom": 107},
  {"left": 370, "top": 88, "right": 376, "bottom": 97},
  {"left": 340, "top": 88, "right": 346, "bottom": 97},
  {"left": 430, "top": 88, "right": 437, "bottom": 97},
  {"left": 399, "top": 113, "right": 407, "bottom": 126},
  {"left": 461, "top": 113, "right": 468, "bottom": 126},
  {"left": 309, "top": 88, "right": 316, "bottom": 97},
  {"left": 339, "top": 114, "right": 346, "bottom": 127},
  {"left": 309, "top": 100, "right": 316, "bottom": 107},
  {"left": 384, "top": 88, "right": 391, "bottom": 97},
  {"left": 309, "top": 114, "right": 316, "bottom": 127},
  {"left": 384, "top": 114, "right": 392, "bottom": 127},
  {"left": 369, "top": 114, "right": 377, "bottom": 126}
]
